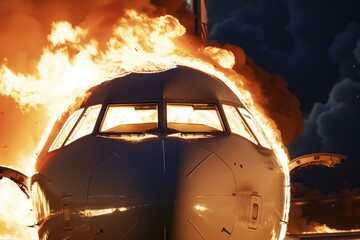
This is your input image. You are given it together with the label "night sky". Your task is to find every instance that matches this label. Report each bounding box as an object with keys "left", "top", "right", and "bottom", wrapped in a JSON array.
[{"left": 207, "top": 0, "right": 360, "bottom": 195}]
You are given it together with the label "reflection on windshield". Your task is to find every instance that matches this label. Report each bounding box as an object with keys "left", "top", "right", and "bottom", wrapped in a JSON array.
[
  {"left": 100, "top": 104, "right": 158, "bottom": 133},
  {"left": 65, "top": 104, "right": 102, "bottom": 145},
  {"left": 49, "top": 108, "right": 84, "bottom": 152},
  {"left": 167, "top": 104, "right": 224, "bottom": 132},
  {"left": 223, "top": 104, "right": 257, "bottom": 144},
  {"left": 238, "top": 108, "right": 271, "bottom": 149}
]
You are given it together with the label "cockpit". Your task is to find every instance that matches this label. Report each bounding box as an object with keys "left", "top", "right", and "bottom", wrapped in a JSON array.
[
  {"left": 49, "top": 102, "right": 271, "bottom": 152},
  {"left": 48, "top": 66, "right": 272, "bottom": 152}
]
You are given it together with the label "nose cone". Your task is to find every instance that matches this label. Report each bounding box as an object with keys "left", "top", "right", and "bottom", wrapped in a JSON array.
[{"left": 87, "top": 138, "right": 236, "bottom": 239}]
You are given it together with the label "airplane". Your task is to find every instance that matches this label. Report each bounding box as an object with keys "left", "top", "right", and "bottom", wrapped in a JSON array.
[
  {"left": 0, "top": 65, "right": 346, "bottom": 240},
  {"left": 0, "top": 1, "right": 348, "bottom": 239}
]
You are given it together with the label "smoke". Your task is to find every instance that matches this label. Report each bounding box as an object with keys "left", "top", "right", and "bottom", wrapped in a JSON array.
[
  {"left": 208, "top": 0, "right": 360, "bottom": 144},
  {"left": 206, "top": 0, "right": 360, "bottom": 233},
  {"left": 241, "top": 56, "right": 303, "bottom": 146},
  {"left": 209, "top": 0, "right": 360, "bottom": 112},
  {"left": 290, "top": 78, "right": 360, "bottom": 193},
  {"left": 207, "top": 1, "right": 306, "bottom": 146},
  {"left": 217, "top": 43, "right": 304, "bottom": 146},
  {"left": 289, "top": 38, "right": 360, "bottom": 228},
  {"left": 289, "top": 34, "right": 360, "bottom": 193}
]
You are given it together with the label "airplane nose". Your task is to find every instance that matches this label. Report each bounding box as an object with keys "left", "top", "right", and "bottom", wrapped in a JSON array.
[{"left": 87, "top": 138, "right": 237, "bottom": 239}]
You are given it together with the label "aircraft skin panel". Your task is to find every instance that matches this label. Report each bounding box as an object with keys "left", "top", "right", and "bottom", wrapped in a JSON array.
[
  {"left": 202, "top": 135, "right": 285, "bottom": 240},
  {"left": 5, "top": 66, "right": 288, "bottom": 240},
  {"left": 172, "top": 150, "right": 236, "bottom": 240},
  {"left": 80, "top": 66, "right": 240, "bottom": 108},
  {"left": 30, "top": 134, "right": 286, "bottom": 240}
]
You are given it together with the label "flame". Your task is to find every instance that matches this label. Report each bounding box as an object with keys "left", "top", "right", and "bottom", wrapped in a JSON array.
[
  {"left": 304, "top": 223, "right": 360, "bottom": 234},
  {"left": 0, "top": 180, "right": 37, "bottom": 239},
  {"left": 0, "top": 8, "right": 290, "bottom": 240},
  {"left": 312, "top": 224, "right": 345, "bottom": 233}
]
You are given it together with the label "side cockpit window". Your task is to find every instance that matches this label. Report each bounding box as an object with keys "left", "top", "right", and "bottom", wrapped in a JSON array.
[
  {"left": 49, "top": 104, "right": 101, "bottom": 152},
  {"left": 222, "top": 104, "right": 257, "bottom": 144},
  {"left": 49, "top": 108, "right": 84, "bottom": 152},
  {"left": 222, "top": 104, "right": 271, "bottom": 149},
  {"left": 65, "top": 104, "right": 102, "bottom": 146},
  {"left": 238, "top": 108, "right": 271, "bottom": 149},
  {"left": 167, "top": 103, "right": 224, "bottom": 132},
  {"left": 99, "top": 104, "right": 158, "bottom": 133}
]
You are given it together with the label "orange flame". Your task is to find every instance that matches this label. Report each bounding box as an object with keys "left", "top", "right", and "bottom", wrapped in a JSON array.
[
  {"left": 0, "top": 9, "right": 290, "bottom": 239},
  {"left": 305, "top": 222, "right": 360, "bottom": 234}
]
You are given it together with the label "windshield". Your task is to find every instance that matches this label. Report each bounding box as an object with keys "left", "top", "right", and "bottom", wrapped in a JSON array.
[
  {"left": 222, "top": 104, "right": 257, "bottom": 144},
  {"left": 166, "top": 103, "right": 224, "bottom": 132},
  {"left": 238, "top": 108, "right": 271, "bottom": 149},
  {"left": 99, "top": 104, "right": 158, "bottom": 133},
  {"left": 49, "top": 108, "right": 84, "bottom": 151},
  {"left": 65, "top": 104, "right": 102, "bottom": 145}
]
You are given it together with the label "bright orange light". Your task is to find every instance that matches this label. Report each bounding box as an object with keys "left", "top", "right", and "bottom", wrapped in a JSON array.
[
  {"left": 305, "top": 223, "right": 360, "bottom": 234},
  {"left": 0, "top": 181, "right": 37, "bottom": 239},
  {"left": 0, "top": 9, "right": 290, "bottom": 240}
]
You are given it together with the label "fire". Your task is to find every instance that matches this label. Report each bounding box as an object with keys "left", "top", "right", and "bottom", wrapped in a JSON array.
[
  {"left": 0, "top": 8, "right": 290, "bottom": 240},
  {"left": 305, "top": 223, "right": 360, "bottom": 234},
  {"left": 312, "top": 224, "right": 344, "bottom": 233}
]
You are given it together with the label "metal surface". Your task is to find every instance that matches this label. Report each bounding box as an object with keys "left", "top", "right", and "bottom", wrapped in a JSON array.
[{"left": 3, "top": 66, "right": 288, "bottom": 239}]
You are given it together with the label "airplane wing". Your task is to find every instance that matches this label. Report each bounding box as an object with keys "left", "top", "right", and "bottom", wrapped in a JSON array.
[{"left": 0, "top": 165, "right": 29, "bottom": 198}]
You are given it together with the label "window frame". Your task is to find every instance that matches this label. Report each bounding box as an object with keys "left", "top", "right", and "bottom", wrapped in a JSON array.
[
  {"left": 98, "top": 103, "right": 159, "bottom": 134},
  {"left": 221, "top": 103, "right": 272, "bottom": 150},
  {"left": 64, "top": 104, "right": 102, "bottom": 146},
  {"left": 48, "top": 108, "right": 85, "bottom": 152},
  {"left": 238, "top": 107, "right": 271, "bottom": 149},
  {"left": 165, "top": 102, "right": 226, "bottom": 134},
  {"left": 222, "top": 104, "right": 258, "bottom": 145},
  {"left": 48, "top": 104, "right": 102, "bottom": 152}
]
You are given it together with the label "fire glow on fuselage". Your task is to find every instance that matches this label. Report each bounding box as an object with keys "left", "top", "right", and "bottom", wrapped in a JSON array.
[{"left": 0, "top": 10, "right": 290, "bottom": 240}]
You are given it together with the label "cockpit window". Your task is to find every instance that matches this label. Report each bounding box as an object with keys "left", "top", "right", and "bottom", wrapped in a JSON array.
[
  {"left": 166, "top": 103, "right": 224, "bottom": 132},
  {"left": 65, "top": 104, "right": 102, "bottom": 146},
  {"left": 238, "top": 108, "right": 271, "bottom": 149},
  {"left": 222, "top": 104, "right": 257, "bottom": 144},
  {"left": 99, "top": 104, "right": 158, "bottom": 133},
  {"left": 49, "top": 108, "right": 84, "bottom": 152}
]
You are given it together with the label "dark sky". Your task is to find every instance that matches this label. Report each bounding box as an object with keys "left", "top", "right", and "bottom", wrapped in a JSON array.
[{"left": 207, "top": 0, "right": 360, "bottom": 194}]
